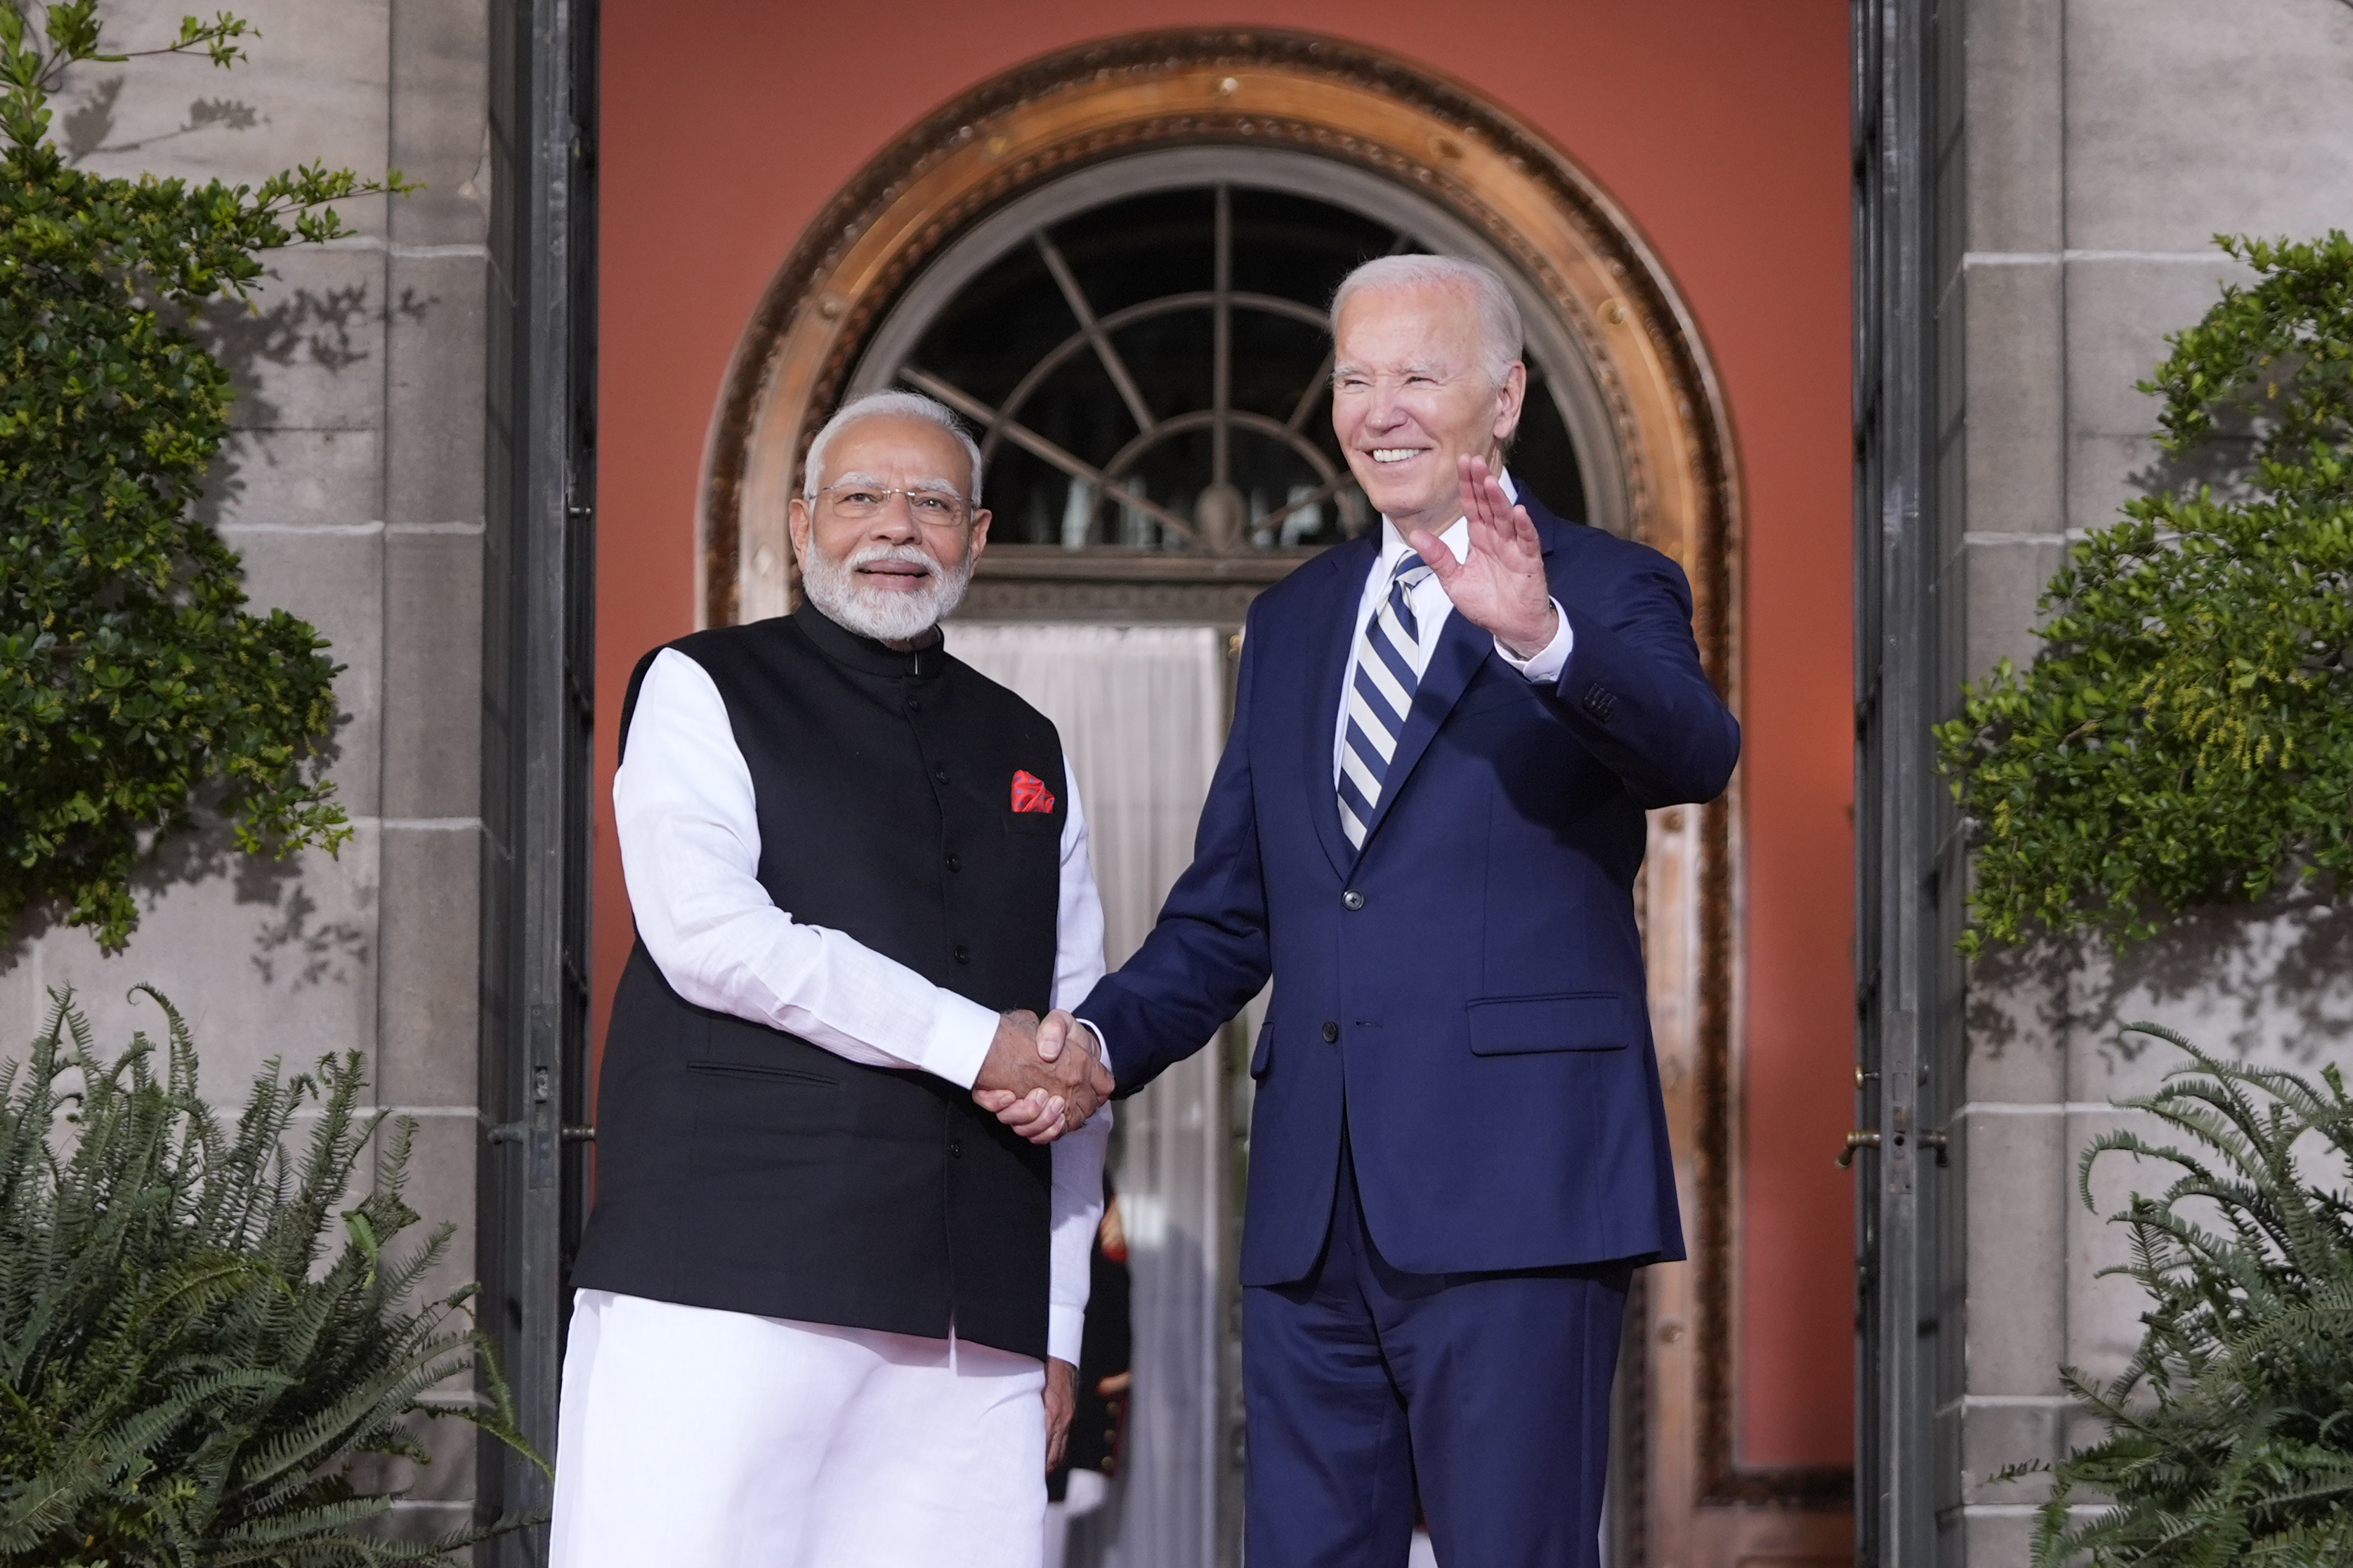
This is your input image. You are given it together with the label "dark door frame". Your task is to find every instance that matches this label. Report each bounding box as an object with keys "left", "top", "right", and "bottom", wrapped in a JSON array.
[
  {"left": 1851, "top": 1, "right": 1958, "bottom": 1564},
  {"left": 478, "top": 0, "right": 598, "bottom": 1556}
]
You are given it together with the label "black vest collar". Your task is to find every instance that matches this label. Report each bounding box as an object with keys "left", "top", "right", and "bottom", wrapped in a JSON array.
[{"left": 793, "top": 600, "right": 948, "bottom": 680}]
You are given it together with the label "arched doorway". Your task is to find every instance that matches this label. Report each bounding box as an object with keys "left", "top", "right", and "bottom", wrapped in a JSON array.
[
  {"left": 686, "top": 29, "right": 1817, "bottom": 1567},
  {"left": 700, "top": 31, "right": 1732, "bottom": 633}
]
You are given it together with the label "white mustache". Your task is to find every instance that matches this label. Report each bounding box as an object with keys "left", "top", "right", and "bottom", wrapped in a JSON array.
[{"left": 846, "top": 543, "right": 938, "bottom": 577}]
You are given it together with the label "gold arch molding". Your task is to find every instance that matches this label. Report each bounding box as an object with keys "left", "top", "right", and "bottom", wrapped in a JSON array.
[{"left": 700, "top": 27, "right": 1740, "bottom": 689}]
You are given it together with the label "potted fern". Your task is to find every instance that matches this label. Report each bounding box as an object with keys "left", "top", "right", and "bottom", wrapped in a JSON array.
[
  {"left": 2010, "top": 1023, "right": 2353, "bottom": 1566},
  {"left": 0, "top": 991, "right": 539, "bottom": 1564}
]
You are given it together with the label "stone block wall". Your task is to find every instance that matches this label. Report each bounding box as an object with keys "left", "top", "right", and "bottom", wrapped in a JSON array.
[
  {"left": 0, "top": 0, "right": 492, "bottom": 1539},
  {"left": 1940, "top": 1, "right": 2353, "bottom": 1561}
]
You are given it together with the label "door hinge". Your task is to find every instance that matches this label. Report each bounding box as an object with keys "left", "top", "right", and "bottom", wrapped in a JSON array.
[{"left": 488, "top": 1124, "right": 596, "bottom": 1144}]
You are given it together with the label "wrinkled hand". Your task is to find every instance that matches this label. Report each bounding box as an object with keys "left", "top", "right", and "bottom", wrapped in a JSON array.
[
  {"left": 1408, "top": 454, "right": 1558, "bottom": 657},
  {"left": 991, "top": 1010, "right": 1112, "bottom": 1142},
  {"left": 1044, "top": 1357, "right": 1077, "bottom": 1472},
  {"left": 971, "top": 1010, "right": 1112, "bottom": 1144}
]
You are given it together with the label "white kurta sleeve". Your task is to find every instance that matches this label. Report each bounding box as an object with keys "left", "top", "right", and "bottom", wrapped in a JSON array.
[
  {"left": 1047, "top": 758, "right": 1110, "bottom": 1364},
  {"left": 612, "top": 647, "right": 1002, "bottom": 1086}
]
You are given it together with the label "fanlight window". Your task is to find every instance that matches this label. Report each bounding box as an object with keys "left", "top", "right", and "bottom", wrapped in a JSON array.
[{"left": 869, "top": 183, "right": 1590, "bottom": 560}]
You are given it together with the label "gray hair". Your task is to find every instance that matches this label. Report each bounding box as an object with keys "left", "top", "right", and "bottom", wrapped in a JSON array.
[
  {"left": 803, "top": 390, "right": 984, "bottom": 506},
  {"left": 1328, "top": 253, "right": 1524, "bottom": 385}
]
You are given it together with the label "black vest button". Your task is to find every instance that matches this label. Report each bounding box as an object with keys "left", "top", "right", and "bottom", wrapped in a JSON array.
[
  {"left": 949, "top": 1141, "right": 963, "bottom": 1158},
  {"left": 905, "top": 694, "right": 921, "bottom": 710},
  {"left": 933, "top": 764, "right": 950, "bottom": 785},
  {"left": 945, "top": 852, "right": 962, "bottom": 872},
  {"left": 954, "top": 944, "right": 971, "bottom": 964},
  {"left": 1321, "top": 1020, "right": 1339, "bottom": 1043},
  {"left": 1342, "top": 890, "right": 1365, "bottom": 910}
]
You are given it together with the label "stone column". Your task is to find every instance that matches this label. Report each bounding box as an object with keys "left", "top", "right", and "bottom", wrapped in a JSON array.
[
  {"left": 0, "top": 0, "right": 493, "bottom": 1536},
  {"left": 1946, "top": 4, "right": 2353, "bottom": 1563}
]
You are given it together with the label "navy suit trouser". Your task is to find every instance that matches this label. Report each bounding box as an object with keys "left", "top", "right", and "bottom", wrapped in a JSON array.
[{"left": 1243, "top": 1135, "right": 1630, "bottom": 1568}]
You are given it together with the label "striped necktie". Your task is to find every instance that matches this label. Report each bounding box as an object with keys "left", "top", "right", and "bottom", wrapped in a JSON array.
[{"left": 1339, "top": 555, "right": 1434, "bottom": 848}]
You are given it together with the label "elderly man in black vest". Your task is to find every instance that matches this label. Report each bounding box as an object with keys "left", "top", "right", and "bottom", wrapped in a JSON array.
[{"left": 551, "top": 391, "right": 1116, "bottom": 1568}]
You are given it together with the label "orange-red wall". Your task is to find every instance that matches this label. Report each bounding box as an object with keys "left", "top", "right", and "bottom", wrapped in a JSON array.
[{"left": 598, "top": 0, "right": 1854, "bottom": 1467}]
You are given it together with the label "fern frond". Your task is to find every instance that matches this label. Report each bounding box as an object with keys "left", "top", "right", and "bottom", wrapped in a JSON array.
[
  {"left": 2028, "top": 1025, "right": 2353, "bottom": 1565},
  {"left": 0, "top": 991, "right": 532, "bottom": 1564}
]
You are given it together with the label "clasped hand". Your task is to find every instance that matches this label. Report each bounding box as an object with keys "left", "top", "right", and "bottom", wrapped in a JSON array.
[{"left": 971, "top": 1009, "right": 1112, "bottom": 1145}]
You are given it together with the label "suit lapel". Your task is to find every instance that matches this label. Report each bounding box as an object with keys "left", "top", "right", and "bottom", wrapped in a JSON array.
[
  {"left": 1303, "top": 539, "right": 1376, "bottom": 879},
  {"left": 1351, "top": 500, "right": 1571, "bottom": 857}
]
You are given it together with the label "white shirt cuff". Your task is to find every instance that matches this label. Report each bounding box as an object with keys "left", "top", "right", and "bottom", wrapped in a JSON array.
[
  {"left": 1495, "top": 598, "right": 1573, "bottom": 685},
  {"left": 1070, "top": 1017, "right": 1113, "bottom": 1086},
  {"left": 921, "top": 992, "right": 1001, "bottom": 1090},
  {"left": 1048, "top": 1303, "right": 1085, "bottom": 1366}
]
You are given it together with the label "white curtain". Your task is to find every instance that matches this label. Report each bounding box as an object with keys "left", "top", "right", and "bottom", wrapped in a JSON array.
[{"left": 948, "top": 624, "right": 1233, "bottom": 1568}]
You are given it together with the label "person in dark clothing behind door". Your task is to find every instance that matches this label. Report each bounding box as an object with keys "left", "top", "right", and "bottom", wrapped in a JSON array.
[{"left": 551, "top": 392, "right": 1119, "bottom": 1568}]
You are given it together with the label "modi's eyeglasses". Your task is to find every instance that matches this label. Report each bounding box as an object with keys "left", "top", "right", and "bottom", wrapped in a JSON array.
[{"left": 813, "top": 482, "right": 973, "bottom": 529}]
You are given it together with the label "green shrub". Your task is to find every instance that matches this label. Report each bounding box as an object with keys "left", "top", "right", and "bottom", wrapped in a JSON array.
[
  {"left": 1, "top": 4, "right": 412, "bottom": 947},
  {"left": 2018, "top": 1024, "right": 2353, "bottom": 1567},
  {"left": 0, "top": 990, "right": 538, "bottom": 1564},
  {"left": 1939, "top": 232, "right": 2353, "bottom": 952}
]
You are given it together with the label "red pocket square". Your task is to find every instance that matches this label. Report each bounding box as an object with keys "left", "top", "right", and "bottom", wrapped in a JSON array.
[{"left": 1011, "top": 770, "right": 1056, "bottom": 814}]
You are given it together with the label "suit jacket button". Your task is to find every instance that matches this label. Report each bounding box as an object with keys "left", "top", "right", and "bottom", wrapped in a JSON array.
[
  {"left": 1320, "top": 1021, "right": 1339, "bottom": 1043},
  {"left": 1342, "top": 890, "right": 1364, "bottom": 910},
  {"left": 953, "top": 944, "right": 971, "bottom": 964},
  {"left": 949, "top": 1141, "right": 963, "bottom": 1158}
]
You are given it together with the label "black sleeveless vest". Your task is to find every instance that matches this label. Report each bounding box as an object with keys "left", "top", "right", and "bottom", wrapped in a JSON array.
[{"left": 570, "top": 605, "right": 1068, "bottom": 1359}]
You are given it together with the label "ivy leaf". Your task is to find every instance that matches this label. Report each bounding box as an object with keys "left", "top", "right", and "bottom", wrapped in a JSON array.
[
  {"left": 0, "top": 3, "right": 414, "bottom": 947},
  {"left": 1941, "top": 231, "right": 2353, "bottom": 952}
]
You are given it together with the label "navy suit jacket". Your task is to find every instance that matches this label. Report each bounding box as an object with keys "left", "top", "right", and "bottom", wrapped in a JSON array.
[{"left": 1078, "top": 495, "right": 1740, "bottom": 1288}]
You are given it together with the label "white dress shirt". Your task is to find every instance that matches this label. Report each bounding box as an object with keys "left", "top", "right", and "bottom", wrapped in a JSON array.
[
  {"left": 613, "top": 645, "right": 1110, "bottom": 1364},
  {"left": 1332, "top": 471, "right": 1575, "bottom": 784}
]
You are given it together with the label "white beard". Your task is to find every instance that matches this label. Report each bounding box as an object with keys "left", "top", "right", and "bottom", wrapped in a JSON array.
[{"left": 797, "top": 538, "right": 975, "bottom": 644}]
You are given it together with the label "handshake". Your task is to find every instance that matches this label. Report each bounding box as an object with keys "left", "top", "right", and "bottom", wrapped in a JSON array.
[{"left": 971, "top": 1009, "right": 1114, "bottom": 1145}]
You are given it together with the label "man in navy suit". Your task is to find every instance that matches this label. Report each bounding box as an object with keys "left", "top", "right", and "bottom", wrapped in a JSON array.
[{"left": 999, "top": 254, "right": 1738, "bottom": 1565}]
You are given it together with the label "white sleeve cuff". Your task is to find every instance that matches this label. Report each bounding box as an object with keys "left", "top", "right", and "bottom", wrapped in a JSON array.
[
  {"left": 921, "top": 991, "right": 1001, "bottom": 1090},
  {"left": 1048, "top": 1304, "right": 1086, "bottom": 1366},
  {"left": 1495, "top": 597, "right": 1573, "bottom": 684},
  {"left": 1073, "top": 1017, "right": 1113, "bottom": 1086}
]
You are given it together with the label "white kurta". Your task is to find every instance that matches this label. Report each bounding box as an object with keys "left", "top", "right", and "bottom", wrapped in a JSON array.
[
  {"left": 552, "top": 1292, "right": 1052, "bottom": 1568},
  {"left": 549, "top": 639, "right": 1110, "bottom": 1568}
]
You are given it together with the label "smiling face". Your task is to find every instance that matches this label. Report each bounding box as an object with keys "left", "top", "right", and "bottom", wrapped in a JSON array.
[
  {"left": 1330, "top": 281, "right": 1526, "bottom": 539},
  {"left": 787, "top": 413, "right": 991, "bottom": 645}
]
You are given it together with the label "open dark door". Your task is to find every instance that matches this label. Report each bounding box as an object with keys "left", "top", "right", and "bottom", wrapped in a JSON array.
[
  {"left": 1850, "top": 1, "right": 1958, "bottom": 1564},
  {"left": 480, "top": 0, "right": 598, "bottom": 1555}
]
